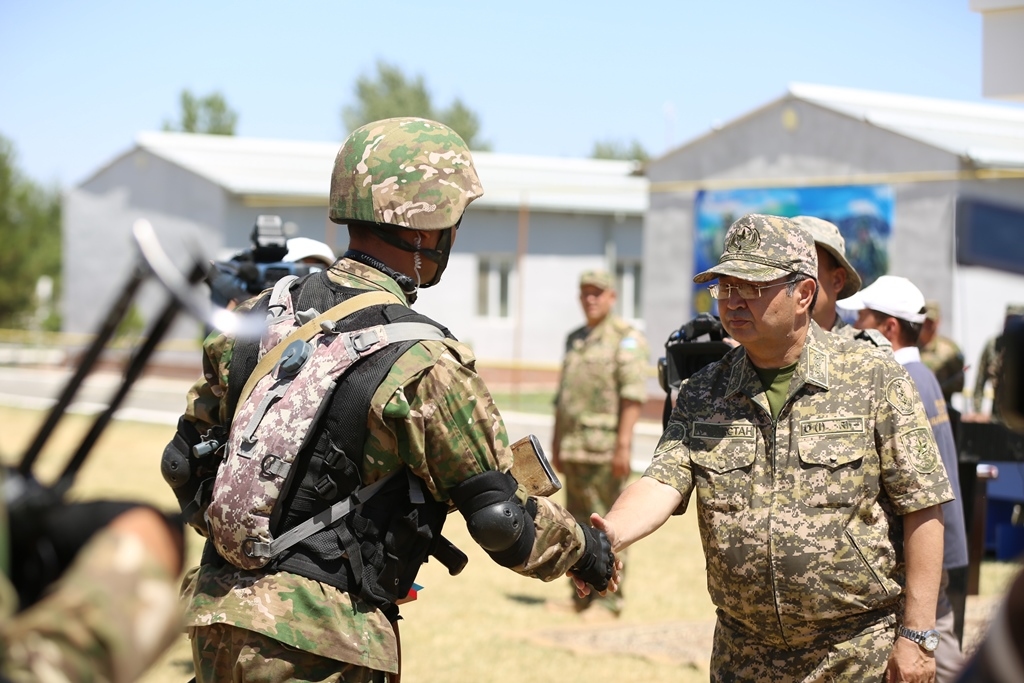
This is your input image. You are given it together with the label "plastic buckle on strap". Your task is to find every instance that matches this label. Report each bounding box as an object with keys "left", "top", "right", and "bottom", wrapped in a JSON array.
[
  {"left": 351, "top": 329, "right": 381, "bottom": 353},
  {"left": 314, "top": 474, "right": 338, "bottom": 500},
  {"left": 244, "top": 538, "right": 272, "bottom": 559},
  {"left": 260, "top": 454, "right": 288, "bottom": 479}
]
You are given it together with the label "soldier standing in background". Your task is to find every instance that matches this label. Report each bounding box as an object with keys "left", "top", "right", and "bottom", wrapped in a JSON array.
[
  {"left": 550, "top": 270, "right": 648, "bottom": 621},
  {"left": 972, "top": 304, "right": 1024, "bottom": 419},
  {"left": 919, "top": 301, "right": 966, "bottom": 407}
]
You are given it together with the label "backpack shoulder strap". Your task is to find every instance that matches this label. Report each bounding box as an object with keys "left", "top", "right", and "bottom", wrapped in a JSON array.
[{"left": 233, "top": 290, "right": 403, "bottom": 419}]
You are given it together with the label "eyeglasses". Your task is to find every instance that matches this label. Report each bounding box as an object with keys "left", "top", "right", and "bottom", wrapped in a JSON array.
[{"left": 708, "top": 279, "right": 799, "bottom": 300}]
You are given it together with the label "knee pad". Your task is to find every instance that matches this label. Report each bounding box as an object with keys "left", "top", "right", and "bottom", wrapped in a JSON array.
[{"left": 449, "top": 470, "right": 537, "bottom": 567}]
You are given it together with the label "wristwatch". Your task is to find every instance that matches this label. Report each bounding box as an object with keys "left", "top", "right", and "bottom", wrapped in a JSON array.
[{"left": 897, "top": 626, "right": 941, "bottom": 652}]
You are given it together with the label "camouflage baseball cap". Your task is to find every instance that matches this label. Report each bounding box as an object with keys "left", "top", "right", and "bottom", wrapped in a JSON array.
[
  {"left": 924, "top": 300, "right": 941, "bottom": 322},
  {"left": 693, "top": 214, "right": 818, "bottom": 284},
  {"left": 580, "top": 270, "right": 615, "bottom": 291},
  {"left": 1007, "top": 303, "right": 1024, "bottom": 317},
  {"left": 329, "top": 117, "right": 484, "bottom": 230},
  {"left": 791, "top": 215, "right": 862, "bottom": 298}
]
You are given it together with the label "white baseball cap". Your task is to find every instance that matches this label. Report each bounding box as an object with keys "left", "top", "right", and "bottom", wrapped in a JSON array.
[
  {"left": 284, "top": 238, "right": 336, "bottom": 268},
  {"left": 837, "top": 275, "right": 927, "bottom": 324}
]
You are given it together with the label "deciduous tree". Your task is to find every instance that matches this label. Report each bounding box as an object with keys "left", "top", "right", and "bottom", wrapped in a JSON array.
[
  {"left": 163, "top": 89, "right": 238, "bottom": 135},
  {"left": 0, "top": 134, "right": 62, "bottom": 328},
  {"left": 343, "top": 61, "right": 490, "bottom": 150}
]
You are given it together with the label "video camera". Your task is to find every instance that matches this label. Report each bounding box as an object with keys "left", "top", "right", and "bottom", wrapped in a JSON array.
[
  {"left": 208, "top": 215, "right": 323, "bottom": 306},
  {"left": 656, "top": 313, "right": 732, "bottom": 428}
]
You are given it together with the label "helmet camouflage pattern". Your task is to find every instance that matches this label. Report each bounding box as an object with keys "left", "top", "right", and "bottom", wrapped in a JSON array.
[{"left": 329, "top": 117, "right": 484, "bottom": 230}]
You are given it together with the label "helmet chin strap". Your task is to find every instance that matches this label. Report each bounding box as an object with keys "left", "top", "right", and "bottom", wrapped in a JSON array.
[{"left": 363, "top": 222, "right": 455, "bottom": 289}]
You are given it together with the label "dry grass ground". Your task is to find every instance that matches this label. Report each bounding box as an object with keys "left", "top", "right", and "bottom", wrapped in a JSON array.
[{"left": 1, "top": 404, "right": 1019, "bottom": 683}]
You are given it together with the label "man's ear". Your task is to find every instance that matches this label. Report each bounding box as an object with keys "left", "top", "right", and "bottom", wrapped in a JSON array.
[
  {"left": 833, "top": 267, "right": 847, "bottom": 295},
  {"left": 883, "top": 316, "right": 901, "bottom": 340},
  {"left": 797, "top": 278, "right": 817, "bottom": 311}
]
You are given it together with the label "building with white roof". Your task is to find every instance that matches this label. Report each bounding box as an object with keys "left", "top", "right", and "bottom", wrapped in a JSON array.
[
  {"left": 64, "top": 132, "right": 648, "bottom": 369},
  {"left": 644, "top": 82, "right": 1024, "bottom": 409}
]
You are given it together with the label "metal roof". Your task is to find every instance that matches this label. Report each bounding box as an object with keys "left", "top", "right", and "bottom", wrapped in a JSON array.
[
  {"left": 131, "top": 131, "right": 648, "bottom": 215},
  {"left": 789, "top": 82, "right": 1024, "bottom": 168}
]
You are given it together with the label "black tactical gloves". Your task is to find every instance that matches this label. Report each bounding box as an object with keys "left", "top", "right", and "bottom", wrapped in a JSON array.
[{"left": 570, "top": 524, "right": 615, "bottom": 593}]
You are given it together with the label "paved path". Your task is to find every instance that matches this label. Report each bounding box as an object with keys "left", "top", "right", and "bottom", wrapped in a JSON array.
[{"left": 0, "top": 366, "right": 666, "bottom": 471}]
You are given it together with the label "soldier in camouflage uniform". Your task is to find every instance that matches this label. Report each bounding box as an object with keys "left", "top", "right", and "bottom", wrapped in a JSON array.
[
  {"left": 591, "top": 214, "right": 952, "bottom": 682},
  {"left": 174, "top": 118, "right": 618, "bottom": 683},
  {"left": 972, "top": 304, "right": 1024, "bottom": 418},
  {"left": 919, "top": 301, "right": 965, "bottom": 405},
  {"left": 792, "top": 215, "right": 891, "bottom": 350},
  {"left": 1, "top": 506, "right": 184, "bottom": 683},
  {"left": 551, "top": 270, "right": 648, "bottom": 619}
]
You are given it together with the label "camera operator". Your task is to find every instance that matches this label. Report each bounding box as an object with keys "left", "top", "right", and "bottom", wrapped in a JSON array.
[{"left": 207, "top": 217, "right": 334, "bottom": 309}]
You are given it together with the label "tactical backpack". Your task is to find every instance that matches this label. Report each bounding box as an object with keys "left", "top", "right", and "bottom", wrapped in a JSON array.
[{"left": 203, "top": 274, "right": 448, "bottom": 571}]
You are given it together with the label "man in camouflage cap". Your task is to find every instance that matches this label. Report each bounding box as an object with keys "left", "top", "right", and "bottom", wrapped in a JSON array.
[
  {"left": 174, "top": 117, "right": 619, "bottom": 682},
  {"left": 972, "top": 303, "right": 1024, "bottom": 419},
  {"left": 551, "top": 269, "right": 649, "bottom": 620},
  {"left": 792, "top": 215, "right": 890, "bottom": 349},
  {"left": 919, "top": 301, "right": 966, "bottom": 405},
  {"left": 588, "top": 214, "right": 952, "bottom": 681}
]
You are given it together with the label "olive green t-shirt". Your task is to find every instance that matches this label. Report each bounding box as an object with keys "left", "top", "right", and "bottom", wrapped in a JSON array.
[{"left": 753, "top": 361, "right": 798, "bottom": 422}]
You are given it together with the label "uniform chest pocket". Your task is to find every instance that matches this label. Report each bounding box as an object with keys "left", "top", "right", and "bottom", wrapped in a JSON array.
[
  {"left": 688, "top": 425, "right": 757, "bottom": 511},
  {"left": 797, "top": 417, "right": 871, "bottom": 508}
]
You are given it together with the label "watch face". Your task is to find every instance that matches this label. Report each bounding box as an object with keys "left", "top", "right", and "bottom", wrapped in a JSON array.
[{"left": 923, "top": 631, "right": 940, "bottom": 651}]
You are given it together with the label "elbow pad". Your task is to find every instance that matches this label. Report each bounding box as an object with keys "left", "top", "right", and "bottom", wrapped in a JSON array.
[{"left": 449, "top": 470, "right": 537, "bottom": 568}]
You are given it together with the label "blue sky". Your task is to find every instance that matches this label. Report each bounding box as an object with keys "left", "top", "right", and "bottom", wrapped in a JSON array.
[{"left": 0, "top": 0, "right": 998, "bottom": 188}]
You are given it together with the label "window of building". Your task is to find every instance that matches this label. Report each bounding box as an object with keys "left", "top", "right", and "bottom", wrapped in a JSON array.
[
  {"left": 615, "top": 259, "right": 643, "bottom": 320},
  {"left": 956, "top": 197, "right": 1024, "bottom": 275},
  {"left": 477, "top": 255, "right": 514, "bottom": 318}
]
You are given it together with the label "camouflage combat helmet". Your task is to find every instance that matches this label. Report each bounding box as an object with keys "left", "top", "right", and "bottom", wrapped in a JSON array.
[{"left": 329, "top": 117, "right": 484, "bottom": 230}]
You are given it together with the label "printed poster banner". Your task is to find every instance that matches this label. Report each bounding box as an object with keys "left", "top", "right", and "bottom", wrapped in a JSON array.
[{"left": 693, "top": 185, "right": 894, "bottom": 315}]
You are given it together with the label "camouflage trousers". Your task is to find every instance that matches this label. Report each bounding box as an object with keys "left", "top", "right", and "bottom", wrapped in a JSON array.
[
  {"left": 561, "top": 460, "right": 628, "bottom": 614},
  {"left": 190, "top": 624, "right": 387, "bottom": 683},
  {"left": 710, "top": 615, "right": 895, "bottom": 682}
]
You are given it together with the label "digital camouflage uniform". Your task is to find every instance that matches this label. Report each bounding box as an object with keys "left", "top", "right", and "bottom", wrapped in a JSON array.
[
  {"left": 555, "top": 308, "right": 648, "bottom": 614},
  {"left": 831, "top": 315, "right": 892, "bottom": 349},
  {"left": 647, "top": 320, "right": 954, "bottom": 681},
  {"left": 973, "top": 305, "right": 1024, "bottom": 416},
  {"left": 920, "top": 335, "right": 965, "bottom": 405},
  {"left": 182, "top": 264, "right": 588, "bottom": 680},
  {"left": 0, "top": 523, "right": 182, "bottom": 683},
  {"left": 973, "top": 334, "right": 1004, "bottom": 416}
]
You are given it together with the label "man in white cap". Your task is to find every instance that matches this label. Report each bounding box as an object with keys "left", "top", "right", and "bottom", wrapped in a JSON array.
[
  {"left": 284, "top": 237, "right": 337, "bottom": 269},
  {"left": 843, "top": 275, "right": 969, "bottom": 683},
  {"left": 792, "top": 216, "right": 890, "bottom": 348}
]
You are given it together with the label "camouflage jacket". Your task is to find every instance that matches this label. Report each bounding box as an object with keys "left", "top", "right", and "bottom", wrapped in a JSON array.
[
  {"left": 972, "top": 335, "right": 1002, "bottom": 415},
  {"left": 831, "top": 315, "right": 892, "bottom": 349},
  {"left": 181, "top": 258, "right": 586, "bottom": 673},
  {"left": 919, "top": 335, "right": 965, "bottom": 403},
  {"left": 554, "top": 315, "right": 649, "bottom": 464},
  {"left": 1, "top": 523, "right": 181, "bottom": 683},
  {"left": 647, "top": 321, "right": 953, "bottom": 649}
]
